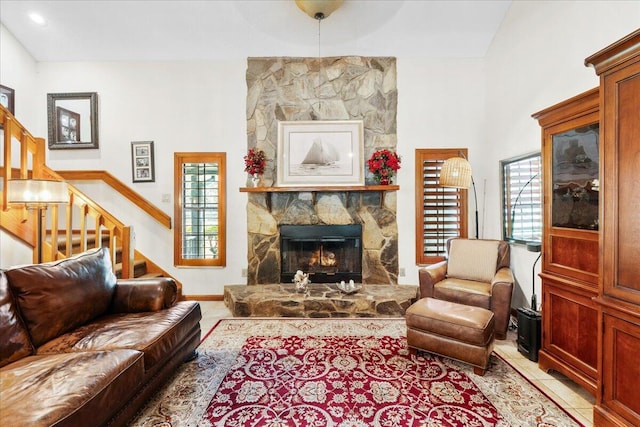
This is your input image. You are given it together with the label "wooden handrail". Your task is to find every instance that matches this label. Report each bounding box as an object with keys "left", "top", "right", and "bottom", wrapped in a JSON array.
[
  {"left": 0, "top": 105, "right": 133, "bottom": 277},
  {"left": 57, "top": 170, "right": 171, "bottom": 229}
]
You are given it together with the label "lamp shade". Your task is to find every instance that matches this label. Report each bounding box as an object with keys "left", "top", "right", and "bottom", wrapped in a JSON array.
[
  {"left": 439, "top": 157, "right": 472, "bottom": 189},
  {"left": 7, "top": 179, "right": 68, "bottom": 206},
  {"left": 295, "top": 0, "right": 343, "bottom": 20}
]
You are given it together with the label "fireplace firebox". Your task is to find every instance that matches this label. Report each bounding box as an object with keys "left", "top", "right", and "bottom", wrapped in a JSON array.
[{"left": 280, "top": 224, "right": 362, "bottom": 284}]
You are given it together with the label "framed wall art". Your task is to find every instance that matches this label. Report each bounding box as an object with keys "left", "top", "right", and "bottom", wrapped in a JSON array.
[
  {"left": 47, "top": 92, "right": 99, "bottom": 149},
  {"left": 277, "top": 120, "right": 364, "bottom": 186},
  {"left": 0, "top": 84, "right": 15, "bottom": 114},
  {"left": 131, "top": 141, "right": 155, "bottom": 183}
]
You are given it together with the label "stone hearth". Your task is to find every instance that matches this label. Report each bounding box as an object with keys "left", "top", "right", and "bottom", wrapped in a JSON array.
[{"left": 224, "top": 284, "right": 418, "bottom": 318}]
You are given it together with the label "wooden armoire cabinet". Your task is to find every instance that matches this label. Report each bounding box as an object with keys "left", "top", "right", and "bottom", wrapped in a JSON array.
[
  {"left": 585, "top": 29, "right": 640, "bottom": 427},
  {"left": 532, "top": 88, "right": 600, "bottom": 396}
]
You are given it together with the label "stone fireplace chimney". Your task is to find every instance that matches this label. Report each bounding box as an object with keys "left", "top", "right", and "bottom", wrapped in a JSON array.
[{"left": 245, "top": 57, "right": 398, "bottom": 285}]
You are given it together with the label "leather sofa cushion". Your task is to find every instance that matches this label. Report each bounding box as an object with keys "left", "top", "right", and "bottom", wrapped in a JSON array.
[
  {"left": 0, "top": 349, "right": 144, "bottom": 427},
  {"left": 0, "top": 271, "right": 34, "bottom": 368},
  {"left": 4, "top": 248, "right": 117, "bottom": 347},
  {"left": 38, "top": 301, "right": 201, "bottom": 371},
  {"left": 446, "top": 239, "right": 499, "bottom": 283},
  {"left": 111, "top": 278, "right": 178, "bottom": 313}
]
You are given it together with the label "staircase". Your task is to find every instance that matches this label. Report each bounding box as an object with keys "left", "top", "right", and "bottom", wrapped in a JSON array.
[{"left": 0, "top": 105, "right": 182, "bottom": 296}]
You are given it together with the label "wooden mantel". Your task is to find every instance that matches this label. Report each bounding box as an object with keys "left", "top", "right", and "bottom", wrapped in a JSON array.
[
  {"left": 240, "top": 184, "right": 399, "bottom": 193},
  {"left": 240, "top": 184, "right": 399, "bottom": 211}
]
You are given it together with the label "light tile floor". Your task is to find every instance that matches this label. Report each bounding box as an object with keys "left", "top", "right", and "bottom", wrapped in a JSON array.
[{"left": 197, "top": 301, "right": 595, "bottom": 426}]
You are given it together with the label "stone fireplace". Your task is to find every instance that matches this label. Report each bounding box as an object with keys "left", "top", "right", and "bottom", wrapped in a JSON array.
[
  {"left": 246, "top": 56, "right": 398, "bottom": 286},
  {"left": 247, "top": 190, "right": 398, "bottom": 285},
  {"left": 280, "top": 224, "right": 362, "bottom": 284}
]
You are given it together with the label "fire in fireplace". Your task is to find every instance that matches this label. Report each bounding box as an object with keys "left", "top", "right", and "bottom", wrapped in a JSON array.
[{"left": 280, "top": 224, "right": 362, "bottom": 284}]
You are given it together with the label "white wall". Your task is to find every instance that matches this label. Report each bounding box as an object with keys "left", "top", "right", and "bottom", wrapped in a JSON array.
[
  {"left": 397, "top": 58, "right": 486, "bottom": 284},
  {"left": 2, "top": 2, "right": 639, "bottom": 300},
  {"left": 0, "top": 24, "right": 39, "bottom": 127}
]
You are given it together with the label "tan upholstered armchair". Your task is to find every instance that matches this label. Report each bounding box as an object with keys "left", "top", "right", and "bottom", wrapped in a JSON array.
[{"left": 418, "top": 238, "right": 514, "bottom": 340}]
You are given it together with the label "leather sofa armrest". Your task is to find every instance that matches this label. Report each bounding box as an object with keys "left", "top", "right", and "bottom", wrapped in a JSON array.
[
  {"left": 418, "top": 260, "right": 448, "bottom": 298},
  {"left": 490, "top": 267, "right": 515, "bottom": 339},
  {"left": 110, "top": 277, "right": 178, "bottom": 313}
]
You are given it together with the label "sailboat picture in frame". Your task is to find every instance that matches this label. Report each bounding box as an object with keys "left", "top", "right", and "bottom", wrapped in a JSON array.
[{"left": 277, "top": 120, "right": 364, "bottom": 186}]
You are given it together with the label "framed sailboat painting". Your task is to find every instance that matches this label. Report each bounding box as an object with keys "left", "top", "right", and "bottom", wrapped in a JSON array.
[{"left": 277, "top": 120, "right": 364, "bottom": 186}]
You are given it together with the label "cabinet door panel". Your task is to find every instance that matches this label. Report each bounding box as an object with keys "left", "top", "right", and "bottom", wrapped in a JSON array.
[
  {"left": 602, "top": 61, "right": 640, "bottom": 304},
  {"left": 616, "top": 71, "right": 640, "bottom": 295},
  {"left": 542, "top": 281, "right": 598, "bottom": 373},
  {"left": 548, "top": 234, "right": 599, "bottom": 285},
  {"left": 602, "top": 312, "right": 640, "bottom": 422}
]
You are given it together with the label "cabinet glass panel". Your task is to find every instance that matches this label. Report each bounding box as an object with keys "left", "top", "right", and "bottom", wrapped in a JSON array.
[{"left": 552, "top": 123, "right": 599, "bottom": 229}]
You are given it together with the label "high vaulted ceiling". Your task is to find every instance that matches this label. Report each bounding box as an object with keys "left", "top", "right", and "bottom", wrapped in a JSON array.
[{"left": 0, "top": 0, "right": 511, "bottom": 62}]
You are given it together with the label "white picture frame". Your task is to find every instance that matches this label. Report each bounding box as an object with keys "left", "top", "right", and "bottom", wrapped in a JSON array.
[{"left": 277, "top": 120, "right": 364, "bottom": 186}]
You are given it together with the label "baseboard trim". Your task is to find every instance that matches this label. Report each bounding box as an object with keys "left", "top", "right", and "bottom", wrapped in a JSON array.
[{"left": 185, "top": 294, "right": 224, "bottom": 301}]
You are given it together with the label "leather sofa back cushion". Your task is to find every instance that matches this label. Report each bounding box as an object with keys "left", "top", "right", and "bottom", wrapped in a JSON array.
[
  {"left": 446, "top": 239, "right": 500, "bottom": 283},
  {"left": 5, "top": 248, "right": 117, "bottom": 347},
  {"left": 0, "top": 271, "right": 34, "bottom": 368}
]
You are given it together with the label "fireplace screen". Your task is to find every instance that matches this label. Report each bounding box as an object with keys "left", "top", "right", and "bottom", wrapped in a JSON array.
[{"left": 280, "top": 224, "right": 362, "bottom": 284}]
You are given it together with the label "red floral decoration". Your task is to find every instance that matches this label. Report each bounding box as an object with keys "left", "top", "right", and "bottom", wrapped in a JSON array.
[
  {"left": 244, "top": 148, "right": 266, "bottom": 175},
  {"left": 367, "top": 149, "right": 401, "bottom": 184}
]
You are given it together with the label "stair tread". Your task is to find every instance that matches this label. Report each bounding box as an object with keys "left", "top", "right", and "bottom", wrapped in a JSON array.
[
  {"left": 114, "top": 258, "right": 147, "bottom": 271},
  {"left": 135, "top": 272, "right": 165, "bottom": 279}
]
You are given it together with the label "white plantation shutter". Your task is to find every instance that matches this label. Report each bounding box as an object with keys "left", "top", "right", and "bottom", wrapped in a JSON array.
[
  {"left": 415, "top": 149, "right": 469, "bottom": 265},
  {"left": 501, "top": 153, "right": 542, "bottom": 244}
]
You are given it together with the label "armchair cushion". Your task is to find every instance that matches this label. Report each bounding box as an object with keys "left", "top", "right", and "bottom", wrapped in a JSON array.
[{"left": 447, "top": 239, "right": 500, "bottom": 283}]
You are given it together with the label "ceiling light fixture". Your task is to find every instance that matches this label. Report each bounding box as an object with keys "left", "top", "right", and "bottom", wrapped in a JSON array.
[
  {"left": 295, "top": 1, "right": 343, "bottom": 118},
  {"left": 28, "top": 12, "right": 46, "bottom": 26},
  {"left": 295, "top": 0, "right": 343, "bottom": 21}
]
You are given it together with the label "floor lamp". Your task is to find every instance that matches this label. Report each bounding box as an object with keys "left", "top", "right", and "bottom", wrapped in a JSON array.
[
  {"left": 7, "top": 179, "right": 69, "bottom": 263},
  {"left": 439, "top": 155, "right": 479, "bottom": 239},
  {"left": 526, "top": 241, "right": 542, "bottom": 311}
]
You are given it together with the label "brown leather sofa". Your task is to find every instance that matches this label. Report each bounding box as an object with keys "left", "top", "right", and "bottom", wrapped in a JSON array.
[
  {"left": 0, "top": 247, "right": 202, "bottom": 427},
  {"left": 418, "top": 238, "right": 514, "bottom": 340}
]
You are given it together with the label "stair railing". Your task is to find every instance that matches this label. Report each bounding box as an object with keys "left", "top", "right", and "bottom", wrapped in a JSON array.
[{"left": 1, "top": 105, "right": 134, "bottom": 277}]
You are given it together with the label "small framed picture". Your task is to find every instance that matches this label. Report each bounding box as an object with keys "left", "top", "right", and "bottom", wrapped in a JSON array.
[
  {"left": 131, "top": 141, "right": 155, "bottom": 183},
  {"left": 0, "top": 84, "right": 15, "bottom": 114}
]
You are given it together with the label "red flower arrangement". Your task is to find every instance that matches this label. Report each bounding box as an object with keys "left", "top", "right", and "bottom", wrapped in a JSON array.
[
  {"left": 367, "top": 149, "right": 401, "bottom": 184},
  {"left": 244, "top": 148, "right": 266, "bottom": 175}
]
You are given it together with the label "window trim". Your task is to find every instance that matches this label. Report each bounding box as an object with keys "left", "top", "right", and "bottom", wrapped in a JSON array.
[
  {"left": 415, "top": 148, "right": 469, "bottom": 265},
  {"left": 174, "top": 152, "right": 226, "bottom": 267},
  {"left": 500, "top": 151, "right": 542, "bottom": 245}
]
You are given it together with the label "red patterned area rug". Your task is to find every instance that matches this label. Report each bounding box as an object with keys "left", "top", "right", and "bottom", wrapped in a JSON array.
[{"left": 129, "top": 319, "right": 583, "bottom": 427}]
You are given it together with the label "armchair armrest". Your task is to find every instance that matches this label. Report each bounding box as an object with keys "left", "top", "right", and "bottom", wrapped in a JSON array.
[
  {"left": 418, "top": 260, "right": 448, "bottom": 298},
  {"left": 490, "top": 267, "right": 515, "bottom": 339},
  {"left": 110, "top": 277, "right": 178, "bottom": 313}
]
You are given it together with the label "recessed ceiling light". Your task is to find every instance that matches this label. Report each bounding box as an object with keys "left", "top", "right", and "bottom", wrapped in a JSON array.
[{"left": 28, "top": 12, "right": 46, "bottom": 26}]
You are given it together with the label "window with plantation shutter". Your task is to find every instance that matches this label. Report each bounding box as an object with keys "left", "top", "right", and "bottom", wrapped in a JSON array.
[
  {"left": 501, "top": 152, "right": 542, "bottom": 244},
  {"left": 174, "top": 152, "right": 226, "bottom": 267},
  {"left": 415, "top": 149, "right": 468, "bottom": 265}
]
